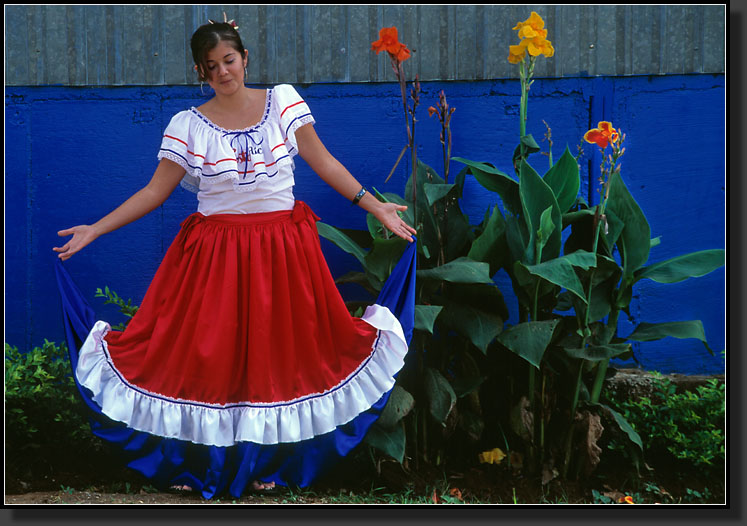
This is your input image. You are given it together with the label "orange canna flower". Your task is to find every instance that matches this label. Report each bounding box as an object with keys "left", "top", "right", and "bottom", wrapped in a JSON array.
[
  {"left": 371, "top": 26, "right": 411, "bottom": 63},
  {"left": 395, "top": 43, "right": 411, "bottom": 62},
  {"left": 618, "top": 495, "right": 635, "bottom": 504},
  {"left": 584, "top": 121, "right": 620, "bottom": 149}
]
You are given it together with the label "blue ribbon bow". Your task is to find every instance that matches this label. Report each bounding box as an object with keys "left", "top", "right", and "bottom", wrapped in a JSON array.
[{"left": 223, "top": 130, "right": 263, "bottom": 179}]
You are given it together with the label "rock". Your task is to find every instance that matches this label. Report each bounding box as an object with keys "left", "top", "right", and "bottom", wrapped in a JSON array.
[{"left": 604, "top": 368, "right": 724, "bottom": 400}]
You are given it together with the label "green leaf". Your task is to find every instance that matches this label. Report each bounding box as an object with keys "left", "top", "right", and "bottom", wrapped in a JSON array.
[
  {"left": 536, "top": 205, "right": 556, "bottom": 254},
  {"left": 377, "top": 385, "right": 415, "bottom": 430},
  {"left": 634, "top": 249, "right": 725, "bottom": 284},
  {"left": 562, "top": 250, "right": 598, "bottom": 270},
  {"left": 513, "top": 134, "right": 542, "bottom": 164},
  {"left": 366, "top": 212, "right": 385, "bottom": 240},
  {"left": 543, "top": 146, "right": 581, "bottom": 213},
  {"left": 602, "top": 404, "right": 644, "bottom": 454},
  {"left": 364, "top": 237, "right": 408, "bottom": 282},
  {"left": 564, "top": 343, "right": 632, "bottom": 362},
  {"left": 605, "top": 171, "right": 651, "bottom": 276},
  {"left": 562, "top": 207, "right": 595, "bottom": 228},
  {"left": 414, "top": 305, "right": 444, "bottom": 334},
  {"left": 423, "top": 182, "right": 457, "bottom": 207},
  {"left": 626, "top": 320, "right": 713, "bottom": 354},
  {"left": 517, "top": 259, "right": 587, "bottom": 302},
  {"left": 417, "top": 257, "right": 494, "bottom": 284},
  {"left": 424, "top": 368, "right": 457, "bottom": 426},
  {"left": 438, "top": 301, "right": 504, "bottom": 354},
  {"left": 496, "top": 320, "right": 560, "bottom": 369},
  {"left": 467, "top": 205, "right": 507, "bottom": 276},
  {"left": 519, "top": 159, "right": 562, "bottom": 262},
  {"left": 442, "top": 203, "right": 473, "bottom": 263},
  {"left": 316, "top": 222, "right": 368, "bottom": 266},
  {"left": 518, "top": 251, "right": 597, "bottom": 302},
  {"left": 447, "top": 339, "right": 487, "bottom": 399},
  {"left": 603, "top": 208, "right": 624, "bottom": 252},
  {"left": 452, "top": 157, "right": 521, "bottom": 215},
  {"left": 365, "top": 422, "right": 405, "bottom": 463},
  {"left": 405, "top": 161, "right": 447, "bottom": 262}
]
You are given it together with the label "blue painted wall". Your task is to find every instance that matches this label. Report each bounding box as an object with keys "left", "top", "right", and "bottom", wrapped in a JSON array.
[{"left": 5, "top": 74, "right": 725, "bottom": 374}]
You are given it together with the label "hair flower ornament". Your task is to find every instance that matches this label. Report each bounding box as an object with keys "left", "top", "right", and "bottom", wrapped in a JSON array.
[{"left": 209, "top": 11, "right": 239, "bottom": 31}]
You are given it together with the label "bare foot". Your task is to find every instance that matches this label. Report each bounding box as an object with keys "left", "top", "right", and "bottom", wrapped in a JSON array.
[
  {"left": 170, "top": 484, "right": 193, "bottom": 492},
  {"left": 251, "top": 480, "right": 276, "bottom": 491}
]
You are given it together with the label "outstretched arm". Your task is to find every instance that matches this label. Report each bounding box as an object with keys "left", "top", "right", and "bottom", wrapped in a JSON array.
[
  {"left": 295, "top": 124, "right": 417, "bottom": 243},
  {"left": 53, "top": 159, "right": 186, "bottom": 260}
]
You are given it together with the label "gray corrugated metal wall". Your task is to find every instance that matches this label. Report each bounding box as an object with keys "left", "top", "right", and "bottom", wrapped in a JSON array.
[{"left": 5, "top": 4, "right": 725, "bottom": 86}]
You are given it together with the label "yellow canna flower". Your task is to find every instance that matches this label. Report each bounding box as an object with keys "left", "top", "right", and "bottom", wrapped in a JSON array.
[
  {"left": 508, "top": 41, "right": 528, "bottom": 63},
  {"left": 527, "top": 37, "right": 554, "bottom": 58},
  {"left": 514, "top": 11, "right": 547, "bottom": 38},
  {"left": 508, "top": 12, "right": 554, "bottom": 63}
]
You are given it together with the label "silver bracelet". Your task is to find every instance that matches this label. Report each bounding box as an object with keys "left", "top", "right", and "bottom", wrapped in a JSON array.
[{"left": 352, "top": 187, "right": 367, "bottom": 205}]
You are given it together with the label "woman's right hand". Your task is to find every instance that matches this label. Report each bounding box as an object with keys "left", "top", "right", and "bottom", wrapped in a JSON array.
[{"left": 53, "top": 225, "right": 99, "bottom": 261}]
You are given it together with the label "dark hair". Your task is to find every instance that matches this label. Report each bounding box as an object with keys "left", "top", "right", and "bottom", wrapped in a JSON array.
[{"left": 190, "top": 22, "right": 246, "bottom": 82}]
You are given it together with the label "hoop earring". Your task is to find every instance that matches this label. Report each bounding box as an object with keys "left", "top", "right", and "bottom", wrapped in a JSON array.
[{"left": 200, "top": 82, "right": 205, "bottom": 96}]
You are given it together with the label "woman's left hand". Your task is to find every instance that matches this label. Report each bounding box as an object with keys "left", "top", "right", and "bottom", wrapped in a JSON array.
[{"left": 373, "top": 203, "right": 417, "bottom": 243}]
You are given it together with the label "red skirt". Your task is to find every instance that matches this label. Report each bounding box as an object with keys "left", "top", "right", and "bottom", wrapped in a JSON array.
[{"left": 76, "top": 201, "right": 408, "bottom": 447}]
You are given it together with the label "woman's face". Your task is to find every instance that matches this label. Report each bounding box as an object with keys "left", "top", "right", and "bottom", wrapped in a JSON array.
[{"left": 202, "top": 40, "right": 247, "bottom": 95}]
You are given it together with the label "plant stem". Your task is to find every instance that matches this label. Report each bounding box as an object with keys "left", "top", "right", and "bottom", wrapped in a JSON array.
[
  {"left": 590, "top": 305, "right": 621, "bottom": 403},
  {"left": 540, "top": 369, "right": 546, "bottom": 459},
  {"left": 561, "top": 359, "right": 585, "bottom": 478}
]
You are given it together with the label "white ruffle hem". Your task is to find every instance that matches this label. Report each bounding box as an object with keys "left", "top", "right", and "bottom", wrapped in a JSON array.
[{"left": 75, "top": 305, "right": 407, "bottom": 448}]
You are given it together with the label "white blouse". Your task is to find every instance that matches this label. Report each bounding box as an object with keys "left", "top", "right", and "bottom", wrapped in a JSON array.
[{"left": 157, "top": 84, "right": 315, "bottom": 215}]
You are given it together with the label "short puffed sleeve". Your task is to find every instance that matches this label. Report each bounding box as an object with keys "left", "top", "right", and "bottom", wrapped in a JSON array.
[
  {"left": 272, "top": 84, "right": 315, "bottom": 156},
  {"left": 157, "top": 110, "right": 239, "bottom": 194}
]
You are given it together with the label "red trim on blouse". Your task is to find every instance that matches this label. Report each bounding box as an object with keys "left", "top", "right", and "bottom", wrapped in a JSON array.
[
  {"left": 280, "top": 101, "right": 306, "bottom": 119},
  {"left": 164, "top": 135, "right": 234, "bottom": 165}
]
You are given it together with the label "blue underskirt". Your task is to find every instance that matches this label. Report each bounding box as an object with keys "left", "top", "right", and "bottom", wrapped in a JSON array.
[{"left": 55, "top": 236, "right": 416, "bottom": 499}]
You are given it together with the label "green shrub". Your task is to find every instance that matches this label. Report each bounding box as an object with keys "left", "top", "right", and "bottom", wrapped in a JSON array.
[
  {"left": 605, "top": 373, "right": 725, "bottom": 476},
  {"left": 5, "top": 341, "right": 101, "bottom": 473},
  {"left": 95, "top": 286, "right": 138, "bottom": 331}
]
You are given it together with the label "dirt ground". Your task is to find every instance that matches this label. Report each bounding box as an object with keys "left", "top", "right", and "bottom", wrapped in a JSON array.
[{"left": 4, "top": 454, "right": 726, "bottom": 506}]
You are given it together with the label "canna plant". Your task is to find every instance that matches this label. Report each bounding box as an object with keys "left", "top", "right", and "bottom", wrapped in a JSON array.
[
  {"left": 321, "top": 14, "right": 724, "bottom": 481},
  {"left": 319, "top": 27, "right": 508, "bottom": 470},
  {"left": 454, "top": 11, "right": 725, "bottom": 478}
]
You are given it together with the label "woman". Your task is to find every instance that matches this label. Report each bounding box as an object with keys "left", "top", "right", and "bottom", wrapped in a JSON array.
[{"left": 53, "top": 18, "right": 417, "bottom": 499}]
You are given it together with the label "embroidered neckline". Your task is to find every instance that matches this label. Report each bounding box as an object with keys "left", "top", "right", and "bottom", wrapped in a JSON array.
[{"left": 190, "top": 88, "right": 274, "bottom": 134}]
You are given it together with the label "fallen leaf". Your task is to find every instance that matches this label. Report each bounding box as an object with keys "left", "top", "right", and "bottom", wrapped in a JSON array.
[
  {"left": 575, "top": 410, "right": 604, "bottom": 476},
  {"left": 541, "top": 463, "right": 559, "bottom": 485},
  {"left": 510, "top": 396, "right": 534, "bottom": 443},
  {"left": 478, "top": 447, "right": 507, "bottom": 465},
  {"left": 603, "top": 490, "right": 625, "bottom": 502}
]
